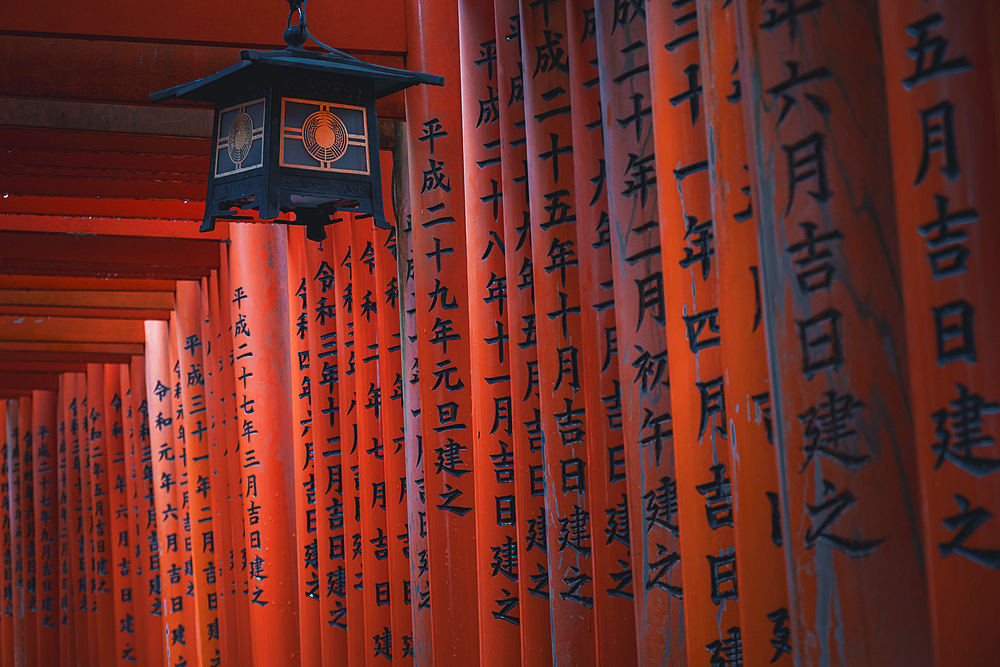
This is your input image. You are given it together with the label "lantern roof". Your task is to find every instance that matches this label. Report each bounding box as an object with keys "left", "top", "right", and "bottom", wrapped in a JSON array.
[{"left": 150, "top": 46, "right": 443, "bottom": 104}]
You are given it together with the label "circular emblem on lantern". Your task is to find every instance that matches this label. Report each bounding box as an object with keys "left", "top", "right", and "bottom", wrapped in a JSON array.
[
  {"left": 227, "top": 112, "right": 254, "bottom": 165},
  {"left": 302, "top": 110, "right": 349, "bottom": 163}
]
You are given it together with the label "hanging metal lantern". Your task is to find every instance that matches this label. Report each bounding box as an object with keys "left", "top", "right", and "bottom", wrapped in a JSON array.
[{"left": 151, "top": 0, "right": 442, "bottom": 241}]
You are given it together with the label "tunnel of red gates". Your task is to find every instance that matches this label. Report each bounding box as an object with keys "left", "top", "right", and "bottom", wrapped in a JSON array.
[{"left": 0, "top": 0, "right": 997, "bottom": 665}]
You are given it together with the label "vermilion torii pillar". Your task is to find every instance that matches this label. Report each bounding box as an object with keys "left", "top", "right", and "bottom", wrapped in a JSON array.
[
  {"left": 330, "top": 217, "right": 364, "bottom": 666},
  {"left": 216, "top": 242, "right": 255, "bottom": 665},
  {"left": 145, "top": 321, "right": 194, "bottom": 667},
  {"left": 227, "top": 221, "right": 301, "bottom": 664},
  {"left": 372, "top": 197, "right": 413, "bottom": 666},
  {"left": 175, "top": 281, "right": 221, "bottom": 666},
  {"left": 6, "top": 400, "right": 24, "bottom": 667},
  {"left": 67, "top": 374, "right": 90, "bottom": 667},
  {"left": 303, "top": 230, "right": 348, "bottom": 663},
  {"left": 877, "top": 0, "right": 1000, "bottom": 662},
  {"left": 102, "top": 365, "right": 135, "bottom": 667},
  {"left": 697, "top": 0, "right": 791, "bottom": 663},
  {"left": 491, "top": 2, "right": 551, "bottom": 662},
  {"left": 18, "top": 396, "right": 37, "bottom": 667},
  {"left": 2, "top": 401, "right": 13, "bottom": 667},
  {"left": 351, "top": 213, "right": 394, "bottom": 667},
  {"left": 457, "top": 1, "right": 521, "bottom": 662},
  {"left": 405, "top": 0, "right": 481, "bottom": 663},
  {"left": 57, "top": 377, "right": 74, "bottom": 667},
  {"left": 568, "top": 0, "right": 638, "bottom": 661},
  {"left": 285, "top": 228, "right": 321, "bottom": 667},
  {"left": 737, "top": 0, "right": 934, "bottom": 663},
  {"left": 199, "top": 274, "right": 240, "bottom": 665},
  {"left": 31, "top": 390, "right": 58, "bottom": 665}
]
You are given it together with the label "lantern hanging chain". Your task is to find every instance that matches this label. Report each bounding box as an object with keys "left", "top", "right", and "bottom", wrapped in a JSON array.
[{"left": 285, "top": 0, "right": 360, "bottom": 61}]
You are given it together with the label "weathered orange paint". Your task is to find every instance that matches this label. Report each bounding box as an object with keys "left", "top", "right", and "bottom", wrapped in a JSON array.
[
  {"left": 877, "top": 0, "right": 1000, "bottom": 662},
  {"left": 567, "top": 1, "right": 638, "bottom": 661},
  {"left": 491, "top": 2, "right": 552, "bottom": 662},
  {"left": 738, "top": 0, "right": 934, "bottom": 662},
  {"left": 697, "top": 1, "right": 791, "bottom": 663},
  {"left": 404, "top": 0, "right": 481, "bottom": 661},
  {"left": 457, "top": 1, "right": 521, "bottom": 662},
  {"left": 226, "top": 222, "right": 301, "bottom": 664}
]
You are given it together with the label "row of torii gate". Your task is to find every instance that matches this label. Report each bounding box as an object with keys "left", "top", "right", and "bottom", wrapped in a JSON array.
[{"left": 0, "top": 0, "right": 997, "bottom": 665}]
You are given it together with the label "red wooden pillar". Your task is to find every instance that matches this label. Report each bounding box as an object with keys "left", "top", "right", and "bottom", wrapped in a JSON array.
[
  {"left": 57, "top": 377, "right": 74, "bottom": 667},
  {"left": 118, "top": 362, "right": 150, "bottom": 667},
  {"left": 174, "top": 282, "right": 221, "bottom": 667},
  {"left": 351, "top": 213, "right": 395, "bottom": 667},
  {"left": 32, "top": 390, "right": 59, "bottom": 666},
  {"left": 697, "top": 1, "right": 791, "bottom": 663},
  {"left": 567, "top": 0, "right": 638, "bottom": 661},
  {"left": 18, "top": 396, "right": 38, "bottom": 667},
  {"left": 397, "top": 183, "right": 433, "bottom": 665},
  {"left": 2, "top": 400, "right": 14, "bottom": 667},
  {"left": 144, "top": 321, "right": 194, "bottom": 667},
  {"left": 5, "top": 400, "right": 24, "bottom": 667},
  {"left": 329, "top": 217, "right": 365, "bottom": 667},
  {"left": 285, "top": 227, "right": 321, "bottom": 667},
  {"left": 65, "top": 375, "right": 89, "bottom": 667},
  {"left": 519, "top": 0, "right": 597, "bottom": 662},
  {"left": 491, "top": 3, "right": 552, "bottom": 662},
  {"left": 737, "top": 0, "right": 934, "bottom": 662},
  {"left": 227, "top": 221, "right": 301, "bottom": 664},
  {"left": 876, "top": 0, "right": 1000, "bottom": 662},
  {"left": 199, "top": 273, "right": 239, "bottom": 666},
  {"left": 167, "top": 313, "right": 200, "bottom": 667},
  {"left": 457, "top": 1, "right": 521, "bottom": 662},
  {"left": 302, "top": 228, "right": 348, "bottom": 663},
  {"left": 128, "top": 357, "right": 166, "bottom": 667},
  {"left": 216, "top": 242, "right": 255, "bottom": 665},
  {"left": 372, "top": 175, "right": 413, "bottom": 665},
  {"left": 404, "top": 0, "right": 481, "bottom": 663},
  {"left": 102, "top": 366, "right": 135, "bottom": 667}
]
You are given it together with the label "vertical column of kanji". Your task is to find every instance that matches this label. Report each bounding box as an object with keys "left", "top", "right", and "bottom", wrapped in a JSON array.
[
  {"left": 32, "top": 391, "right": 59, "bottom": 664},
  {"left": 216, "top": 244, "right": 254, "bottom": 665},
  {"left": 736, "top": 0, "right": 934, "bottom": 662},
  {"left": 519, "top": 1, "right": 597, "bottom": 661},
  {"left": 65, "top": 377, "right": 89, "bottom": 667},
  {"left": 351, "top": 214, "right": 394, "bottom": 667},
  {"left": 2, "top": 400, "right": 15, "bottom": 667},
  {"left": 174, "top": 283, "right": 220, "bottom": 666},
  {"left": 120, "top": 363, "right": 150, "bottom": 667},
  {"left": 86, "top": 365, "right": 116, "bottom": 666},
  {"left": 648, "top": 0, "right": 740, "bottom": 662},
  {"left": 405, "top": 0, "right": 480, "bottom": 660},
  {"left": 492, "top": 6, "right": 552, "bottom": 662},
  {"left": 79, "top": 374, "right": 101, "bottom": 667},
  {"left": 457, "top": 0, "right": 521, "bottom": 657},
  {"left": 103, "top": 366, "right": 136, "bottom": 666},
  {"left": 168, "top": 313, "right": 201, "bottom": 666},
  {"left": 129, "top": 358, "right": 165, "bottom": 667},
  {"left": 329, "top": 218, "right": 364, "bottom": 666},
  {"left": 57, "top": 379, "right": 71, "bottom": 667},
  {"left": 595, "top": 4, "right": 683, "bottom": 664},
  {"left": 303, "top": 235, "right": 347, "bottom": 661},
  {"left": 372, "top": 173, "right": 412, "bottom": 666},
  {"left": 18, "top": 396, "right": 38, "bottom": 667},
  {"left": 145, "top": 321, "right": 193, "bottom": 667},
  {"left": 227, "top": 222, "right": 301, "bottom": 663},
  {"left": 876, "top": 1, "right": 1000, "bottom": 662},
  {"left": 697, "top": 1, "right": 791, "bottom": 663},
  {"left": 567, "top": 1, "right": 637, "bottom": 659},
  {"left": 397, "top": 191, "right": 432, "bottom": 665},
  {"left": 284, "top": 228, "right": 321, "bottom": 667},
  {"left": 5, "top": 401, "right": 25, "bottom": 667},
  {"left": 199, "top": 273, "right": 238, "bottom": 666}
]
